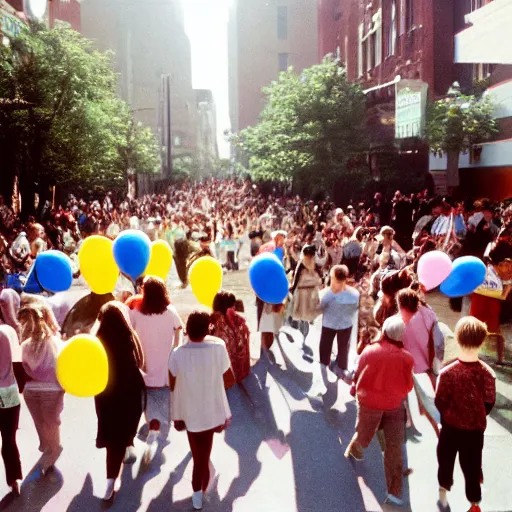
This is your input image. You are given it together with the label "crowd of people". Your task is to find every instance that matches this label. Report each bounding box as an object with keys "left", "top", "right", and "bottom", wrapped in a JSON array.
[{"left": 0, "top": 178, "right": 509, "bottom": 511}]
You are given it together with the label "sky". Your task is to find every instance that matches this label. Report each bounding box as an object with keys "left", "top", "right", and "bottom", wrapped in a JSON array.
[{"left": 182, "top": 0, "right": 232, "bottom": 158}]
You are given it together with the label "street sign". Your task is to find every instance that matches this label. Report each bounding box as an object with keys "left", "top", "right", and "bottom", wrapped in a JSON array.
[{"left": 395, "top": 79, "right": 428, "bottom": 139}]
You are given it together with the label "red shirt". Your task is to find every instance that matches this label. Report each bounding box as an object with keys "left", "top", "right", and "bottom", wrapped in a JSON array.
[
  {"left": 354, "top": 340, "right": 414, "bottom": 410},
  {"left": 435, "top": 359, "right": 496, "bottom": 431}
]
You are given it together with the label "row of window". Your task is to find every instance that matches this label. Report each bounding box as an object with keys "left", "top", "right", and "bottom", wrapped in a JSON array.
[{"left": 357, "top": 0, "right": 415, "bottom": 77}]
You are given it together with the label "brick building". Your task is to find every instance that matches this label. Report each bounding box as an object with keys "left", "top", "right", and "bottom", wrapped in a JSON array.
[
  {"left": 229, "top": 0, "right": 318, "bottom": 133},
  {"left": 318, "top": 0, "right": 512, "bottom": 199},
  {"left": 49, "top": 0, "right": 81, "bottom": 31}
]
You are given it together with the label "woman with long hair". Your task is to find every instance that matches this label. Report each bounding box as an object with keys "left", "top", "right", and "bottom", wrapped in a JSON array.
[
  {"left": 0, "top": 325, "right": 23, "bottom": 496},
  {"left": 211, "top": 292, "right": 250, "bottom": 384},
  {"left": 19, "top": 305, "right": 64, "bottom": 476},
  {"left": 129, "top": 276, "right": 183, "bottom": 463},
  {"left": 169, "top": 312, "right": 234, "bottom": 510},
  {"left": 95, "top": 302, "right": 146, "bottom": 501}
]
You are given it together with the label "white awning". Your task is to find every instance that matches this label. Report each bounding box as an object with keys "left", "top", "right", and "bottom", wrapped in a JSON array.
[{"left": 454, "top": 0, "right": 512, "bottom": 65}]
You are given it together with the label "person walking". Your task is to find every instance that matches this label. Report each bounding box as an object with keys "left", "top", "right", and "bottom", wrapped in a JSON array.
[
  {"left": 345, "top": 316, "right": 414, "bottom": 507},
  {"left": 318, "top": 265, "right": 359, "bottom": 380},
  {"left": 95, "top": 302, "right": 146, "bottom": 501},
  {"left": 129, "top": 276, "right": 183, "bottom": 462},
  {"left": 210, "top": 292, "right": 250, "bottom": 384},
  {"left": 289, "top": 244, "right": 323, "bottom": 341},
  {"left": 19, "top": 305, "right": 64, "bottom": 476},
  {"left": 0, "top": 326, "right": 23, "bottom": 496},
  {"left": 435, "top": 317, "right": 496, "bottom": 512},
  {"left": 397, "top": 287, "right": 445, "bottom": 434},
  {"left": 169, "top": 312, "right": 234, "bottom": 510}
]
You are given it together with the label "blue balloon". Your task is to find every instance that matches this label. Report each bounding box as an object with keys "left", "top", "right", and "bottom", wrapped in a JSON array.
[
  {"left": 274, "top": 247, "right": 284, "bottom": 262},
  {"left": 113, "top": 230, "right": 151, "bottom": 280},
  {"left": 440, "top": 256, "right": 486, "bottom": 298},
  {"left": 34, "top": 251, "right": 73, "bottom": 293},
  {"left": 249, "top": 253, "right": 288, "bottom": 304}
]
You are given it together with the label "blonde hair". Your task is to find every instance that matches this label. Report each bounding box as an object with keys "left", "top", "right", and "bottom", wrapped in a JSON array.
[
  {"left": 18, "top": 305, "right": 56, "bottom": 354},
  {"left": 455, "top": 316, "right": 488, "bottom": 349}
]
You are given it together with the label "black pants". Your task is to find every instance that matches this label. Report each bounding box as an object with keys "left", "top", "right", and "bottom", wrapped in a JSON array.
[
  {"left": 106, "top": 444, "right": 126, "bottom": 479},
  {"left": 0, "top": 405, "right": 22, "bottom": 485},
  {"left": 225, "top": 251, "right": 238, "bottom": 271},
  {"left": 437, "top": 424, "right": 484, "bottom": 503},
  {"left": 319, "top": 326, "right": 352, "bottom": 369},
  {"left": 187, "top": 429, "right": 215, "bottom": 492}
]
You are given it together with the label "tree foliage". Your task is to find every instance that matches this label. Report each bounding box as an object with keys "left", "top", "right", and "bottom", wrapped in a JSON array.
[
  {"left": 0, "top": 23, "right": 160, "bottom": 215},
  {"left": 232, "top": 57, "right": 368, "bottom": 196},
  {"left": 426, "top": 92, "right": 498, "bottom": 155},
  {"left": 426, "top": 89, "right": 498, "bottom": 188}
]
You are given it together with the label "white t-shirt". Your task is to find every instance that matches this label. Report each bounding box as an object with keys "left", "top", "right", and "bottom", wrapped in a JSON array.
[
  {"left": 130, "top": 305, "right": 183, "bottom": 387},
  {"left": 169, "top": 336, "right": 231, "bottom": 432}
]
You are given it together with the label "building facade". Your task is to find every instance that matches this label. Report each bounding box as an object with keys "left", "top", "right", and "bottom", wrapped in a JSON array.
[
  {"left": 229, "top": 0, "right": 318, "bottom": 133},
  {"left": 318, "top": 0, "right": 512, "bottom": 198},
  {"left": 81, "top": 0, "right": 197, "bottom": 177},
  {"left": 195, "top": 89, "right": 219, "bottom": 174},
  {"left": 49, "top": 0, "right": 81, "bottom": 31}
]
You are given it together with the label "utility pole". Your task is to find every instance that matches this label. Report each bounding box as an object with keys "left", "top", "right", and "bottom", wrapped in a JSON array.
[{"left": 166, "top": 74, "right": 173, "bottom": 178}]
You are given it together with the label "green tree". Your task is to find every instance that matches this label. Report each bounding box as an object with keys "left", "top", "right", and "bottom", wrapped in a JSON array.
[
  {"left": 0, "top": 23, "right": 160, "bottom": 216},
  {"left": 426, "top": 83, "right": 498, "bottom": 189},
  {"left": 232, "top": 57, "right": 368, "bottom": 196}
]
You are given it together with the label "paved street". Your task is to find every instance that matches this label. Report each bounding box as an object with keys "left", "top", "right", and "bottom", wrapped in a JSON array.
[{"left": 0, "top": 270, "right": 511, "bottom": 511}]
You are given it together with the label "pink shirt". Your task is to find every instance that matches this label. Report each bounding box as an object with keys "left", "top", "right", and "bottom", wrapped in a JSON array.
[
  {"left": 402, "top": 305, "right": 437, "bottom": 374},
  {"left": 130, "top": 306, "right": 183, "bottom": 388}
]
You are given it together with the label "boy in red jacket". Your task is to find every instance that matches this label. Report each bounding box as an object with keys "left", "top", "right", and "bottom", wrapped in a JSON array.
[
  {"left": 345, "top": 315, "right": 414, "bottom": 506},
  {"left": 435, "top": 316, "right": 496, "bottom": 512}
]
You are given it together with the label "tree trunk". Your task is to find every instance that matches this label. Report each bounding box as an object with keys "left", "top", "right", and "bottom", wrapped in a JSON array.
[{"left": 446, "top": 149, "right": 460, "bottom": 190}]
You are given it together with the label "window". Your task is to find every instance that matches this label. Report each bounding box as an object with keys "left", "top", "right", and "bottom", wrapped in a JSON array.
[
  {"left": 374, "top": 9, "right": 382, "bottom": 67},
  {"left": 399, "top": 0, "right": 406, "bottom": 35},
  {"left": 278, "top": 53, "right": 289, "bottom": 72},
  {"left": 358, "top": 23, "right": 364, "bottom": 76},
  {"left": 471, "top": 0, "right": 485, "bottom": 11},
  {"left": 368, "top": 33, "right": 376, "bottom": 70},
  {"left": 473, "top": 63, "right": 490, "bottom": 81},
  {"left": 406, "top": 0, "right": 414, "bottom": 31},
  {"left": 277, "top": 6, "right": 288, "bottom": 40},
  {"left": 388, "top": 0, "right": 397, "bottom": 56}
]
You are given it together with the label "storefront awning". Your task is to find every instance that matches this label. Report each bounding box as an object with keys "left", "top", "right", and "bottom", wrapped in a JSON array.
[{"left": 455, "top": 0, "right": 512, "bottom": 64}]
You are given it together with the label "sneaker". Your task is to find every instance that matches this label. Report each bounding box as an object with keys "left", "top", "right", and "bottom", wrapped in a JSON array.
[
  {"left": 143, "top": 430, "right": 159, "bottom": 464},
  {"left": 385, "top": 494, "right": 404, "bottom": 506},
  {"left": 9, "top": 481, "right": 20, "bottom": 497},
  {"left": 436, "top": 500, "right": 451, "bottom": 512},
  {"left": 103, "top": 479, "right": 116, "bottom": 501},
  {"left": 124, "top": 446, "right": 137, "bottom": 464},
  {"left": 192, "top": 490, "right": 203, "bottom": 510},
  {"left": 344, "top": 443, "right": 364, "bottom": 461}
]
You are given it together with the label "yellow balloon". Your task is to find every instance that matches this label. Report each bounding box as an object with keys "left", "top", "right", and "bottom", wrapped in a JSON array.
[
  {"left": 189, "top": 256, "right": 223, "bottom": 308},
  {"left": 56, "top": 334, "right": 108, "bottom": 397},
  {"left": 144, "top": 240, "right": 173, "bottom": 280},
  {"left": 78, "top": 236, "right": 119, "bottom": 294}
]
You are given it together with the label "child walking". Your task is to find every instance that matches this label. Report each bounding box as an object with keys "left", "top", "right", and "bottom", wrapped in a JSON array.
[
  {"left": 435, "top": 316, "right": 496, "bottom": 512},
  {"left": 318, "top": 265, "right": 359, "bottom": 380}
]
